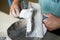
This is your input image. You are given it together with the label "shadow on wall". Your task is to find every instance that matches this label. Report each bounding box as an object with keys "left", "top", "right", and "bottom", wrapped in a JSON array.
[{"left": 0, "top": 0, "right": 10, "bottom": 14}]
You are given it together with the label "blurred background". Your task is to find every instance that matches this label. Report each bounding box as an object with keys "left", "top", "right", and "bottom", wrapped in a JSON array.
[
  {"left": 0, "top": 0, "right": 38, "bottom": 14},
  {"left": 0, "top": 0, "right": 9, "bottom": 13}
]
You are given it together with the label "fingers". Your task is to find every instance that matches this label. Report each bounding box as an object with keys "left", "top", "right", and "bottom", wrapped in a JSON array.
[
  {"left": 43, "top": 14, "right": 53, "bottom": 18},
  {"left": 43, "top": 19, "right": 52, "bottom": 31},
  {"left": 9, "top": 5, "right": 20, "bottom": 17},
  {"left": 9, "top": 9, "right": 19, "bottom": 17},
  {"left": 15, "top": 6, "right": 20, "bottom": 16},
  {"left": 43, "top": 19, "right": 50, "bottom": 28}
]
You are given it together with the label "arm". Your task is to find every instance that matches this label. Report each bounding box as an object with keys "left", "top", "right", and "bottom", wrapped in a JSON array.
[
  {"left": 8, "top": 0, "right": 19, "bottom": 7},
  {"left": 13, "top": 0, "right": 19, "bottom": 4},
  {"left": 9, "top": 0, "right": 20, "bottom": 17}
]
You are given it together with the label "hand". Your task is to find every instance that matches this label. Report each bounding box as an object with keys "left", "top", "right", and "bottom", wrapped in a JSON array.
[
  {"left": 43, "top": 14, "right": 60, "bottom": 31},
  {"left": 9, "top": 1, "right": 20, "bottom": 17}
]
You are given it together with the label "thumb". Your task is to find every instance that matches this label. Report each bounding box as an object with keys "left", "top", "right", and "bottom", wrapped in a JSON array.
[
  {"left": 43, "top": 18, "right": 48, "bottom": 24},
  {"left": 43, "top": 14, "right": 53, "bottom": 17}
]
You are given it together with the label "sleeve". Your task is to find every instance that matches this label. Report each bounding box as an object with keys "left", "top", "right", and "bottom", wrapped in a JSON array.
[{"left": 8, "top": 0, "right": 12, "bottom": 7}]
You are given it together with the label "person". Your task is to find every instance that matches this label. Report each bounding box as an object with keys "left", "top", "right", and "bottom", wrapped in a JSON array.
[
  {"left": 8, "top": 0, "right": 60, "bottom": 31},
  {"left": 8, "top": 0, "right": 28, "bottom": 17},
  {"left": 8, "top": 0, "right": 20, "bottom": 17},
  {"left": 38, "top": 0, "right": 60, "bottom": 32},
  {"left": 8, "top": 0, "right": 60, "bottom": 40}
]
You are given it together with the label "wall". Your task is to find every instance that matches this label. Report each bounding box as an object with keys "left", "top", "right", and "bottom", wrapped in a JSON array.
[{"left": 0, "top": 0, "right": 10, "bottom": 13}]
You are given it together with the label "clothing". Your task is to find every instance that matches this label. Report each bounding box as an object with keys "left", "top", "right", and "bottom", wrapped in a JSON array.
[
  {"left": 8, "top": 0, "right": 12, "bottom": 7},
  {"left": 39, "top": 0, "right": 60, "bottom": 17},
  {"left": 39, "top": 0, "right": 60, "bottom": 36}
]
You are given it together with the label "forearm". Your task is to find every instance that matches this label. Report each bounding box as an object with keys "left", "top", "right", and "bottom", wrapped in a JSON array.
[{"left": 13, "top": 0, "right": 20, "bottom": 4}]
